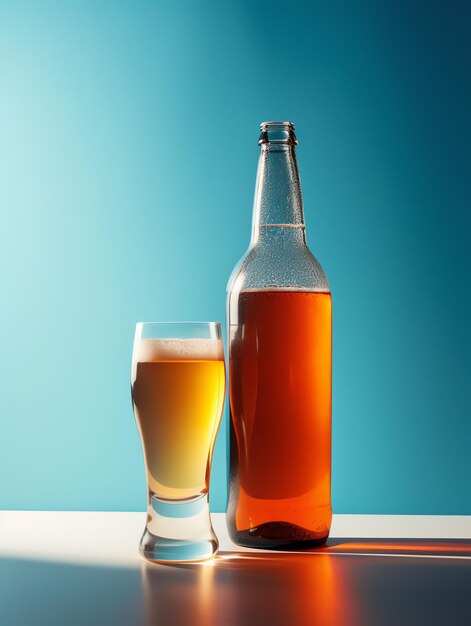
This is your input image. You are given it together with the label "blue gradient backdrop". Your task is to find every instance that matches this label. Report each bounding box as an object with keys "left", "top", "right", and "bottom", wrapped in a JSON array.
[{"left": 0, "top": 1, "right": 470, "bottom": 513}]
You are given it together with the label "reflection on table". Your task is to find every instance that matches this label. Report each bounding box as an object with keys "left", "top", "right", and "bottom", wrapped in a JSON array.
[{"left": 2, "top": 534, "right": 470, "bottom": 626}]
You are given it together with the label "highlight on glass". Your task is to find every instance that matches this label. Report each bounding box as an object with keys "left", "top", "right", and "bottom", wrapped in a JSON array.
[{"left": 131, "top": 322, "right": 225, "bottom": 563}]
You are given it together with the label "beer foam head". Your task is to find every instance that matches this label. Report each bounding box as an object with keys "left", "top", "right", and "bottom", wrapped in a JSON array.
[{"left": 134, "top": 338, "right": 224, "bottom": 362}]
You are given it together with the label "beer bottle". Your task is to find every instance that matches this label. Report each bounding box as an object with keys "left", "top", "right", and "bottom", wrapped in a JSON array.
[{"left": 227, "top": 121, "right": 332, "bottom": 548}]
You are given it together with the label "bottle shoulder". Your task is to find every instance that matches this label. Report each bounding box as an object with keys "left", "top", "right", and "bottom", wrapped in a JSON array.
[{"left": 227, "top": 240, "right": 330, "bottom": 295}]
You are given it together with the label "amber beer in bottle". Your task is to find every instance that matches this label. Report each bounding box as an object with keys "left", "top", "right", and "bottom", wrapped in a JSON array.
[{"left": 227, "top": 122, "right": 332, "bottom": 548}]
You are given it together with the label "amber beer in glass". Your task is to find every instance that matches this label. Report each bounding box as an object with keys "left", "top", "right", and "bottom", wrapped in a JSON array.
[
  {"left": 131, "top": 322, "right": 225, "bottom": 562},
  {"left": 227, "top": 122, "right": 332, "bottom": 548}
]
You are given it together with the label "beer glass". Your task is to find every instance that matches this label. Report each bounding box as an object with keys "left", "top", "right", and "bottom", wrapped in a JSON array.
[{"left": 131, "top": 322, "right": 225, "bottom": 562}]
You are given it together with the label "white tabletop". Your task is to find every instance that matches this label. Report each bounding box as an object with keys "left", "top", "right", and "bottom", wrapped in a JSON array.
[
  {"left": 1, "top": 512, "right": 470, "bottom": 625},
  {"left": 0, "top": 511, "right": 470, "bottom": 567}
]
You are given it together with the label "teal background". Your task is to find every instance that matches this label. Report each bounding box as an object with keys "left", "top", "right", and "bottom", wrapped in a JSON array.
[{"left": 0, "top": 0, "right": 469, "bottom": 514}]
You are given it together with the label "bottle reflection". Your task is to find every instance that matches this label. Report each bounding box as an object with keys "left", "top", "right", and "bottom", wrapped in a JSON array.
[
  {"left": 141, "top": 551, "right": 356, "bottom": 626},
  {"left": 216, "top": 553, "right": 355, "bottom": 626}
]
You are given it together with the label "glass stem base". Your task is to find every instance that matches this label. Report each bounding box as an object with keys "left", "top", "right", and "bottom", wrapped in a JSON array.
[{"left": 140, "top": 493, "right": 218, "bottom": 563}]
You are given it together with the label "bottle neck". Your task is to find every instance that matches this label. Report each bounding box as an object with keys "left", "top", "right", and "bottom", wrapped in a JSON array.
[{"left": 251, "top": 143, "right": 306, "bottom": 246}]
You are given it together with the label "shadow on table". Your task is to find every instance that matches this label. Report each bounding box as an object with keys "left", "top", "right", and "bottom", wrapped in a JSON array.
[
  {"left": 1, "top": 538, "right": 470, "bottom": 626},
  {"left": 0, "top": 556, "right": 142, "bottom": 626}
]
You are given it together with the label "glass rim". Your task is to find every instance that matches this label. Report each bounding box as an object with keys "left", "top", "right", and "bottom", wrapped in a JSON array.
[{"left": 135, "top": 321, "right": 221, "bottom": 327}]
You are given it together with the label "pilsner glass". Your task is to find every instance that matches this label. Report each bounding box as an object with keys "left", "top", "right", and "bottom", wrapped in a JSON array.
[{"left": 131, "top": 322, "right": 225, "bottom": 562}]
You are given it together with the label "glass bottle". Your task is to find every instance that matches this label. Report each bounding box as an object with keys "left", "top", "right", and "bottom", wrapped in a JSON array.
[{"left": 226, "top": 121, "right": 332, "bottom": 548}]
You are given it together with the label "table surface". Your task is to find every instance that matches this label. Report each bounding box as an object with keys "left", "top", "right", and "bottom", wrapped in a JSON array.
[{"left": 1, "top": 511, "right": 470, "bottom": 626}]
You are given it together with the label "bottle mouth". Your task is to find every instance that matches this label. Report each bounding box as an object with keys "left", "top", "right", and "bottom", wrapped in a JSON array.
[{"left": 259, "top": 121, "right": 297, "bottom": 145}]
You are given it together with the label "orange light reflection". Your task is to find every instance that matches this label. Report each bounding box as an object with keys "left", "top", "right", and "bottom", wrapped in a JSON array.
[
  {"left": 322, "top": 539, "right": 471, "bottom": 556},
  {"left": 140, "top": 551, "right": 360, "bottom": 626}
]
